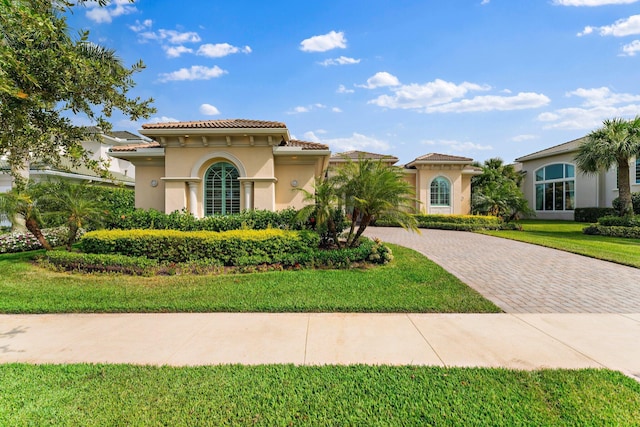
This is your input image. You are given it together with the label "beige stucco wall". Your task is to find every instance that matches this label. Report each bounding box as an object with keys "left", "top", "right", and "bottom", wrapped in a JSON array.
[
  {"left": 414, "top": 167, "right": 469, "bottom": 215},
  {"left": 134, "top": 165, "right": 165, "bottom": 212},
  {"left": 274, "top": 163, "right": 316, "bottom": 210}
]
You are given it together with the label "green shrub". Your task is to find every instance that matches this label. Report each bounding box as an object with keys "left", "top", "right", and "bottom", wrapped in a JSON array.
[
  {"left": 596, "top": 215, "right": 640, "bottom": 227},
  {"left": 612, "top": 192, "right": 640, "bottom": 216},
  {"left": 574, "top": 207, "right": 616, "bottom": 223},
  {"left": 583, "top": 225, "right": 640, "bottom": 239},
  {"left": 0, "top": 226, "right": 81, "bottom": 253},
  {"left": 105, "top": 208, "right": 300, "bottom": 232},
  {"left": 80, "top": 229, "right": 320, "bottom": 265},
  {"left": 375, "top": 214, "right": 502, "bottom": 230},
  {"left": 40, "top": 251, "right": 158, "bottom": 275}
]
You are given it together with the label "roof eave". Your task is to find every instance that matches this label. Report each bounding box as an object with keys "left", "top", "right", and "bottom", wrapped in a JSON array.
[{"left": 140, "top": 127, "right": 291, "bottom": 139}]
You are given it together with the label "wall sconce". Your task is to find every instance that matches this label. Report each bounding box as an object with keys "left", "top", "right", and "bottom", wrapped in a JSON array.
[
  {"left": 150, "top": 179, "right": 158, "bottom": 187},
  {"left": 290, "top": 180, "right": 298, "bottom": 188}
]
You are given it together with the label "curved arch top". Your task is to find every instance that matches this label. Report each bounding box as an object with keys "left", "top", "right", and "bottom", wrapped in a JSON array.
[{"left": 190, "top": 151, "right": 247, "bottom": 178}]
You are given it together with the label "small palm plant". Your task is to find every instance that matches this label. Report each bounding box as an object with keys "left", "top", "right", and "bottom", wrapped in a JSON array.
[
  {"left": 295, "top": 176, "right": 342, "bottom": 247},
  {"left": 0, "top": 186, "right": 51, "bottom": 250}
]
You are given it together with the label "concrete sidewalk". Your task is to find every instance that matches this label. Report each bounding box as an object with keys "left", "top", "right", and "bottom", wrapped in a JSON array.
[{"left": 1, "top": 313, "right": 639, "bottom": 380}]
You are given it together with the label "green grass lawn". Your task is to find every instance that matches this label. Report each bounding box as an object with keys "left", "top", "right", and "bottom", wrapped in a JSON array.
[
  {"left": 479, "top": 220, "right": 640, "bottom": 268},
  {"left": 1, "top": 364, "right": 638, "bottom": 426},
  {"left": 0, "top": 245, "right": 500, "bottom": 313}
]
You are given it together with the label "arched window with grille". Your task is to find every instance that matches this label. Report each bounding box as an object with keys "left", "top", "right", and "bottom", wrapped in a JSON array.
[
  {"left": 534, "top": 163, "right": 575, "bottom": 211},
  {"left": 204, "top": 162, "right": 240, "bottom": 215},
  {"left": 430, "top": 177, "right": 451, "bottom": 206}
]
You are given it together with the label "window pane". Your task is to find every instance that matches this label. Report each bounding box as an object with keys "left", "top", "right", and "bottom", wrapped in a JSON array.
[
  {"left": 636, "top": 159, "right": 640, "bottom": 184},
  {"left": 205, "top": 162, "right": 240, "bottom": 216},
  {"left": 430, "top": 178, "right": 450, "bottom": 206},
  {"left": 545, "top": 164, "right": 564, "bottom": 180},
  {"left": 536, "top": 184, "right": 544, "bottom": 210},
  {"left": 535, "top": 168, "right": 544, "bottom": 182},
  {"left": 565, "top": 181, "right": 575, "bottom": 210},
  {"left": 554, "top": 182, "right": 563, "bottom": 210},
  {"left": 565, "top": 164, "right": 574, "bottom": 178},
  {"left": 545, "top": 183, "right": 554, "bottom": 210}
]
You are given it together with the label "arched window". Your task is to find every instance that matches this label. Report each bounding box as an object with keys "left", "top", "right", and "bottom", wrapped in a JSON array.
[
  {"left": 535, "top": 163, "right": 575, "bottom": 211},
  {"left": 204, "top": 162, "right": 240, "bottom": 215},
  {"left": 430, "top": 177, "right": 450, "bottom": 206}
]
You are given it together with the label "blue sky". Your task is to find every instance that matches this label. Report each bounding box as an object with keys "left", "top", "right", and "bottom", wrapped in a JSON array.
[{"left": 68, "top": 0, "right": 640, "bottom": 164}]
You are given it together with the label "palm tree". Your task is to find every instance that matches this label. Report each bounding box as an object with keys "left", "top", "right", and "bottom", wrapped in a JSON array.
[
  {"left": 295, "top": 176, "right": 342, "bottom": 247},
  {"left": 575, "top": 117, "right": 640, "bottom": 217},
  {"left": 0, "top": 187, "right": 51, "bottom": 250},
  {"left": 40, "top": 182, "right": 105, "bottom": 250},
  {"left": 335, "top": 155, "right": 418, "bottom": 247}
]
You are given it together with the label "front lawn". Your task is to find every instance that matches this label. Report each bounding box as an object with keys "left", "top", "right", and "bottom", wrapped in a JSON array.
[
  {"left": 480, "top": 220, "right": 640, "bottom": 268},
  {"left": 1, "top": 364, "right": 638, "bottom": 425},
  {"left": 0, "top": 245, "right": 500, "bottom": 313}
]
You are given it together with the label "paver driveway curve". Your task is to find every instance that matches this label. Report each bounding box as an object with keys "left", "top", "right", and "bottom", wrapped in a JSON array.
[{"left": 365, "top": 227, "right": 640, "bottom": 313}]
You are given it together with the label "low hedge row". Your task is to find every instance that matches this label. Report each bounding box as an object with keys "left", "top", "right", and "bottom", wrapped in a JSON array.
[
  {"left": 574, "top": 207, "right": 616, "bottom": 223},
  {"left": 42, "top": 237, "right": 392, "bottom": 275},
  {"left": 596, "top": 215, "right": 640, "bottom": 227},
  {"left": 80, "top": 229, "right": 321, "bottom": 265},
  {"left": 105, "top": 208, "right": 300, "bottom": 232},
  {"left": 583, "top": 225, "right": 640, "bottom": 239},
  {"left": 375, "top": 214, "right": 502, "bottom": 230}
]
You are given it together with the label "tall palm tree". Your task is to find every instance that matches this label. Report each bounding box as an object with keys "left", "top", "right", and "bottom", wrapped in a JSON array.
[
  {"left": 575, "top": 117, "right": 640, "bottom": 217},
  {"left": 335, "top": 155, "right": 418, "bottom": 247},
  {"left": 0, "top": 187, "right": 51, "bottom": 250}
]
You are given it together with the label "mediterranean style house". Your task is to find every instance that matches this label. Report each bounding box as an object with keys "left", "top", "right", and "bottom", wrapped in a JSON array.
[
  {"left": 108, "top": 119, "right": 480, "bottom": 218},
  {"left": 515, "top": 137, "right": 640, "bottom": 220}
]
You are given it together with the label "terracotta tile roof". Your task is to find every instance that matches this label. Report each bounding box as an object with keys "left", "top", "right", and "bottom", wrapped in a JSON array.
[
  {"left": 412, "top": 153, "right": 473, "bottom": 162},
  {"left": 110, "top": 142, "right": 161, "bottom": 152},
  {"left": 142, "top": 119, "right": 287, "bottom": 130},
  {"left": 287, "top": 139, "right": 329, "bottom": 150},
  {"left": 330, "top": 150, "right": 399, "bottom": 162}
]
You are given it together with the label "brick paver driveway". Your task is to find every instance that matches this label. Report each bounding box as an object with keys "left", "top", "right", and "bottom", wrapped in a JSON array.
[{"left": 365, "top": 227, "right": 640, "bottom": 313}]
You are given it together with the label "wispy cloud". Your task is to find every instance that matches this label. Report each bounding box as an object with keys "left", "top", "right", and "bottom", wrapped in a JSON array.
[
  {"left": 537, "top": 86, "right": 640, "bottom": 130},
  {"left": 287, "top": 104, "right": 330, "bottom": 114},
  {"left": 148, "top": 116, "right": 180, "bottom": 124},
  {"left": 318, "top": 56, "right": 360, "bottom": 66},
  {"left": 163, "top": 46, "right": 194, "bottom": 58},
  {"left": 85, "top": 0, "right": 136, "bottom": 23},
  {"left": 357, "top": 72, "right": 401, "bottom": 89},
  {"left": 197, "top": 43, "right": 252, "bottom": 58},
  {"left": 300, "top": 31, "right": 347, "bottom": 52},
  {"left": 337, "top": 84, "right": 355, "bottom": 94},
  {"left": 511, "top": 134, "right": 538, "bottom": 142},
  {"left": 423, "top": 139, "right": 493, "bottom": 152},
  {"left": 305, "top": 131, "right": 390, "bottom": 152},
  {"left": 158, "top": 65, "right": 227, "bottom": 82},
  {"left": 622, "top": 39, "right": 640, "bottom": 55},
  {"left": 578, "top": 14, "right": 640, "bottom": 37}
]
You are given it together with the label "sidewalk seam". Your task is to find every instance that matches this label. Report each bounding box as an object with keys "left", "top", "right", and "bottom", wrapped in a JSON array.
[
  {"left": 406, "top": 314, "right": 446, "bottom": 367},
  {"left": 303, "top": 314, "right": 311, "bottom": 365}
]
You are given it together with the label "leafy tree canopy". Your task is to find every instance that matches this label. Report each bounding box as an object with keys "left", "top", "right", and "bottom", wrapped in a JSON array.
[{"left": 0, "top": 0, "right": 155, "bottom": 185}]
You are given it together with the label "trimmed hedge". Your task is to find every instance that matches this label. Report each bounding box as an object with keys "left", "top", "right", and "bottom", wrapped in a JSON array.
[
  {"left": 105, "top": 208, "right": 300, "bottom": 232},
  {"left": 596, "top": 215, "right": 640, "bottom": 227},
  {"left": 80, "top": 229, "right": 320, "bottom": 265},
  {"left": 41, "top": 251, "right": 159, "bottom": 276},
  {"left": 574, "top": 207, "right": 616, "bottom": 223},
  {"left": 583, "top": 225, "right": 640, "bottom": 239},
  {"left": 375, "top": 214, "right": 502, "bottom": 231}
]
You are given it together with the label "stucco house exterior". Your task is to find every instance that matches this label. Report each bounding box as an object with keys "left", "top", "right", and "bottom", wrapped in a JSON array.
[
  {"left": 109, "top": 119, "right": 330, "bottom": 217},
  {"left": 111, "top": 122, "right": 481, "bottom": 217},
  {"left": 515, "top": 137, "right": 640, "bottom": 220}
]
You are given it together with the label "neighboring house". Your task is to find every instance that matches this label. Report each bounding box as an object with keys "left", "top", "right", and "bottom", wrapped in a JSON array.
[
  {"left": 109, "top": 119, "right": 330, "bottom": 216},
  {"left": 329, "top": 150, "right": 480, "bottom": 215},
  {"left": 515, "top": 137, "right": 640, "bottom": 220},
  {"left": 0, "top": 127, "right": 143, "bottom": 192}
]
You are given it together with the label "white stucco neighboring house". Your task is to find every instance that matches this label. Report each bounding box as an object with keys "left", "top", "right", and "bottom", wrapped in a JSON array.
[{"left": 515, "top": 137, "right": 640, "bottom": 220}]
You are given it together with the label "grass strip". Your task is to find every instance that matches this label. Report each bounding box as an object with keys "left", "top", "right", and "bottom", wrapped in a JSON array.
[
  {"left": 1, "top": 364, "right": 638, "bottom": 426},
  {"left": 0, "top": 245, "right": 500, "bottom": 313},
  {"left": 480, "top": 220, "right": 640, "bottom": 268}
]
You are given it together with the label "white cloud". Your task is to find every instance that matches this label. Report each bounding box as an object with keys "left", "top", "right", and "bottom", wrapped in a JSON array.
[
  {"left": 358, "top": 72, "right": 401, "bottom": 89},
  {"left": 337, "top": 84, "right": 355, "bottom": 94},
  {"left": 578, "top": 14, "right": 640, "bottom": 37},
  {"left": 129, "top": 19, "right": 153, "bottom": 33},
  {"left": 369, "top": 78, "right": 490, "bottom": 110},
  {"left": 85, "top": 0, "right": 136, "bottom": 23},
  {"left": 423, "top": 139, "right": 493, "bottom": 152},
  {"left": 300, "top": 31, "right": 347, "bottom": 52},
  {"left": 199, "top": 104, "right": 221, "bottom": 116},
  {"left": 311, "top": 132, "right": 390, "bottom": 152},
  {"left": 481, "top": 0, "right": 490, "bottom": 4},
  {"left": 287, "top": 104, "right": 330, "bottom": 114},
  {"left": 318, "top": 56, "right": 361, "bottom": 66},
  {"left": 158, "top": 65, "right": 227, "bottom": 82},
  {"left": 148, "top": 116, "right": 180, "bottom": 123},
  {"left": 553, "top": 0, "right": 638, "bottom": 5},
  {"left": 137, "top": 29, "right": 201, "bottom": 44},
  {"left": 425, "top": 92, "right": 550, "bottom": 113},
  {"left": 511, "top": 134, "right": 537, "bottom": 142},
  {"left": 537, "top": 86, "right": 640, "bottom": 129},
  {"left": 163, "top": 46, "right": 193, "bottom": 58},
  {"left": 332, "top": 107, "right": 343, "bottom": 113},
  {"left": 197, "top": 43, "right": 252, "bottom": 58},
  {"left": 621, "top": 39, "right": 640, "bottom": 55}
]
